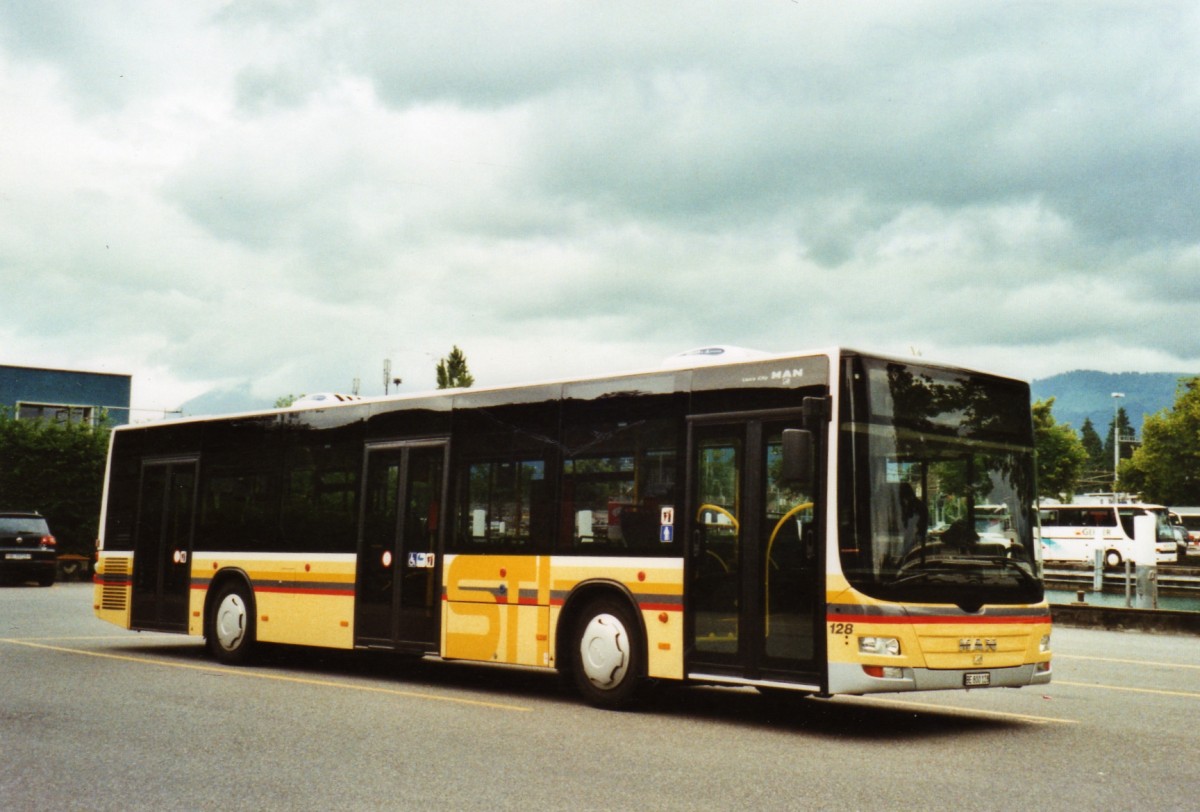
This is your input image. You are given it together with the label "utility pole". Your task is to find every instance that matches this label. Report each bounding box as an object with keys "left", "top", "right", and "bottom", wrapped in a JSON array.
[{"left": 1111, "top": 392, "right": 1124, "bottom": 494}]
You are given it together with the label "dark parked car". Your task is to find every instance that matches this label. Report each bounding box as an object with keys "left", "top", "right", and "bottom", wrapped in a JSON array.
[
  {"left": 0, "top": 512, "right": 57, "bottom": 586},
  {"left": 1171, "top": 524, "right": 1190, "bottom": 563},
  {"left": 1168, "top": 512, "right": 1190, "bottom": 563}
]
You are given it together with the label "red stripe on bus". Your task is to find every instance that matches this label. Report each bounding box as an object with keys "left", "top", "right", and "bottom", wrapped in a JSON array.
[
  {"left": 189, "top": 584, "right": 355, "bottom": 597},
  {"left": 827, "top": 613, "right": 1051, "bottom": 625},
  {"left": 254, "top": 586, "right": 356, "bottom": 596},
  {"left": 438, "top": 595, "right": 683, "bottom": 612}
]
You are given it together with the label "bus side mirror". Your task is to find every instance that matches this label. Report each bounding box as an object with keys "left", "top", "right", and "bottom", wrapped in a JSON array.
[{"left": 781, "top": 429, "right": 815, "bottom": 490}]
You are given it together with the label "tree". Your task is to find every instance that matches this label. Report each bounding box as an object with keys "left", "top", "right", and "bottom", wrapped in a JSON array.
[
  {"left": 1077, "top": 417, "right": 1109, "bottom": 491},
  {"left": 1079, "top": 417, "right": 1105, "bottom": 470},
  {"left": 436, "top": 345, "right": 475, "bottom": 389},
  {"left": 0, "top": 410, "right": 110, "bottom": 557},
  {"left": 1032, "top": 398, "right": 1088, "bottom": 501},
  {"left": 1121, "top": 377, "right": 1200, "bottom": 505},
  {"left": 275, "top": 394, "right": 303, "bottom": 408}
]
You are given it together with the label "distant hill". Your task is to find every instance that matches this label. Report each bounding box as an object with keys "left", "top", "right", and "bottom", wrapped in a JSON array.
[
  {"left": 1031, "top": 371, "right": 1196, "bottom": 437},
  {"left": 180, "top": 382, "right": 261, "bottom": 417}
]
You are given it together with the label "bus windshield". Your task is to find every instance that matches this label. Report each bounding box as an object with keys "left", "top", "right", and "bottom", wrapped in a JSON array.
[{"left": 839, "top": 357, "right": 1041, "bottom": 610}]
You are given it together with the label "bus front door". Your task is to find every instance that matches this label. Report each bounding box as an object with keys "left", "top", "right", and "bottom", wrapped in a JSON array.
[
  {"left": 356, "top": 441, "right": 448, "bottom": 650},
  {"left": 688, "top": 418, "right": 822, "bottom": 687},
  {"left": 130, "top": 457, "right": 198, "bottom": 633}
]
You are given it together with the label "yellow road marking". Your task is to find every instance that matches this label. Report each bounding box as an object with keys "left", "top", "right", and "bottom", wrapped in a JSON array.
[
  {"left": 0, "top": 638, "right": 532, "bottom": 713},
  {"left": 1053, "top": 679, "right": 1200, "bottom": 700},
  {"left": 1, "top": 634, "right": 149, "bottom": 641},
  {"left": 846, "top": 695, "right": 1077, "bottom": 725},
  {"left": 1055, "top": 653, "right": 1200, "bottom": 671}
]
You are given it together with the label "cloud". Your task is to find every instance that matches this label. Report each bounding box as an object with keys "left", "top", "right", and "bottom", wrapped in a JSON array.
[{"left": 2, "top": 2, "right": 1199, "bottom": 416}]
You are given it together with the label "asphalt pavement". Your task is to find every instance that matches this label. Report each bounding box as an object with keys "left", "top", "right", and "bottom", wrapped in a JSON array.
[{"left": 3, "top": 583, "right": 1199, "bottom": 811}]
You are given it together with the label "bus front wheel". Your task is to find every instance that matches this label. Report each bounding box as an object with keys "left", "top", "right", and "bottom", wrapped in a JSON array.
[
  {"left": 206, "top": 581, "right": 257, "bottom": 665},
  {"left": 570, "top": 597, "right": 645, "bottom": 710},
  {"left": 1104, "top": 549, "right": 1123, "bottom": 569}
]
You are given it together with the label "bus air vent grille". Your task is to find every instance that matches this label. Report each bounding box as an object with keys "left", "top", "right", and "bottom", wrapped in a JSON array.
[
  {"left": 104, "top": 557, "right": 131, "bottom": 575},
  {"left": 101, "top": 557, "right": 131, "bottom": 611}
]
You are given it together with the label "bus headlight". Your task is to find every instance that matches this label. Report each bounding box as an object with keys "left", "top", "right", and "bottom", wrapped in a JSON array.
[
  {"left": 1039, "top": 634, "right": 1051, "bottom": 653},
  {"left": 859, "top": 636, "right": 901, "bottom": 656}
]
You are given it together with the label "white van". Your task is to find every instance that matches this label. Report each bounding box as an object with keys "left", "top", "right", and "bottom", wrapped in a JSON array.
[{"left": 1039, "top": 502, "right": 1177, "bottom": 568}]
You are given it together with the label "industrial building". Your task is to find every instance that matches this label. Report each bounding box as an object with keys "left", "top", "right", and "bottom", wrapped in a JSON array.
[{"left": 0, "top": 364, "right": 132, "bottom": 427}]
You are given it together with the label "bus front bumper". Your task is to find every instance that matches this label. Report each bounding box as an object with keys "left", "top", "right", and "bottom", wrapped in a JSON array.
[{"left": 828, "top": 661, "right": 1052, "bottom": 695}]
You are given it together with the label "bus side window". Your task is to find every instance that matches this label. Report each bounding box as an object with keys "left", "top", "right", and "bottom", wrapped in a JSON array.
[
  {"left": 282, "top": 428, "right": 360, "bottom": 553},
  {"left": 558, "top": 408, "right": 681, "bottom": 554},
  {"left": 454, "top": 458, "right": 547, "bottom": 552}
]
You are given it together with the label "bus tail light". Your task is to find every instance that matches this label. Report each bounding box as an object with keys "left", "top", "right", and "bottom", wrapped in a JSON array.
[{"left": 863, "top": 665, "right": 905, "bottom": 679}]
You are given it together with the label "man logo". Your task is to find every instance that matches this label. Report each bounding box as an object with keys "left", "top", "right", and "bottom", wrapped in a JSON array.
[{"left": 958, "top": 638, "right": 998, "bottom": 652}]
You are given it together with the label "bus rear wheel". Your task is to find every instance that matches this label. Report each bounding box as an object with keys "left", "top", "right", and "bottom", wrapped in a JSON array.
[
  {"left": 570, "top": 597, "right": 645, "bottom": 710},
  {"left": 206, "top": 581, "right": 256, "bottom": 665}
]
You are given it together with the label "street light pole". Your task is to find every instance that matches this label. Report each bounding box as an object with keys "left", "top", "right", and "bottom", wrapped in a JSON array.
[{"left": 1111, "top": 392, "right": 1124, "bottom": 495}]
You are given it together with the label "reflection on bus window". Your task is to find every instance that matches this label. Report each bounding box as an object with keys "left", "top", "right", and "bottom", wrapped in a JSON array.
[
  {"left": 457, "top": 459, "right": 547, "bottom": 551},
  {"left": 560, "top": 417, "right": 679, "bottom": 553},
  {"left": 840, "top": 357, "right": 1041, "bottom": 610}
]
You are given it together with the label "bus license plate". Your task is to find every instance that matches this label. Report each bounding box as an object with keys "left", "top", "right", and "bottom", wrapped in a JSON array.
[{"left": 964, "top": 672, "right": 990, "bottom": 687}]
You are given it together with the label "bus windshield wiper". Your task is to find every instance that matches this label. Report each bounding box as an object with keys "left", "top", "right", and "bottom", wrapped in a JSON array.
[
  {"left": 889, "top": 567, "right": 964, "bottom": 587},
  {"left": 981, "top": 556, "right": 1038, "bottom": 585},
  {"left": 893, "top": 556, "right": 1035, "bottom": 588}
]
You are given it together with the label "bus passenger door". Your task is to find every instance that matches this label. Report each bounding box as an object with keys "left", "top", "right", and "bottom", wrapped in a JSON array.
[
  {"left": 130, "top": 457, "right": 198, "bottom": 633},
  {"left": 356, "top": 441, "right": 448, "bottom": 650},
  {"left": 687, "top": 417, "right": 822, "bottom": 685}
]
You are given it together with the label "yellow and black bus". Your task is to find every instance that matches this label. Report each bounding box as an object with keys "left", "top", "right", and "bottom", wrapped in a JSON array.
[{"left": 93, "top": 348, "right": 1051, "bottom": 708}]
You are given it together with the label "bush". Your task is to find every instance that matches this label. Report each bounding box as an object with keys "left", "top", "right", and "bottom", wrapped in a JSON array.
[{"left": 0, "top": 410, "right": 109, "bottom": 557}]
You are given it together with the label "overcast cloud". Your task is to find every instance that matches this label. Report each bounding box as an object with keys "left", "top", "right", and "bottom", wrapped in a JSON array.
[{"left": 2, "top": 1, "right": 1198, "bottom": 417}]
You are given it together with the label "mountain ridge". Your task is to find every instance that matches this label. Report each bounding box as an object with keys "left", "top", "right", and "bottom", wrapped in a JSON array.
[{"left": 1031, "top": 370, "right": 1196, "bottom": 437}]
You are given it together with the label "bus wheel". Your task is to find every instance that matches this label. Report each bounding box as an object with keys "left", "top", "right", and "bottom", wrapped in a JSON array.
[
  {"left": 1104, "top": 549, "right": 1122, "bottom": 569},
  {"left": 570, "top": 597, "right": 645, "bottom": 710},
  {"left": 206, "top": 581, "right": 256, "bottom": 665}
]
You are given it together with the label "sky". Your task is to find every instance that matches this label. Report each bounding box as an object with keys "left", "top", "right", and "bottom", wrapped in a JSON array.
[{"left": 2, "top": 1, "right": 1198, "bottom": 419}]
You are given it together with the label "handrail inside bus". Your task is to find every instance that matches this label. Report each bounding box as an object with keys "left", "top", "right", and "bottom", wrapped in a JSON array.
[
  {"left": 767, "top": 502, "right": 814, "bottom": 564},
  {"left": 696, "top": 504, "right": 739, "bottom": 531},
  {"left": 766, "top": 502, "right": 814, "bottom": 636}
]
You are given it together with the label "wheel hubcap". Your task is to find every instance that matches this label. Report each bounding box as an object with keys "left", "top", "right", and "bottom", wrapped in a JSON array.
[
  {"left": 579, "top": 613, "right": 628, "bottom": 689},
  {"left": 214, "top": 593, "right": 246, "bottom": 651}
]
